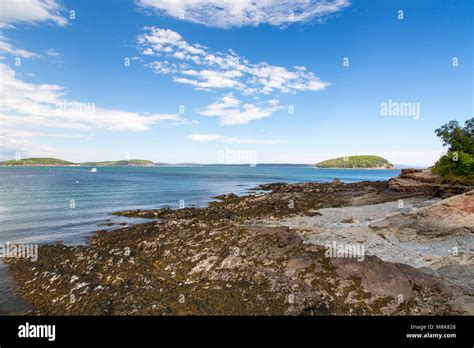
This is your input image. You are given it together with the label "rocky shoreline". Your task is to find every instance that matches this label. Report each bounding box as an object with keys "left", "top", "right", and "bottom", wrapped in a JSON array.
[{"left": 5, "top": 170, "right": 474, "bottom": 315}]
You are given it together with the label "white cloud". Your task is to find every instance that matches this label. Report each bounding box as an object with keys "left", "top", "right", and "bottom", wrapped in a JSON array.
[
  {"left": 146, "top": 60, "right": 176, "bottom": 74},
  {"left": 188, "top": 133, "right": 281, "bottom": 145},
  {"left": 174, "top": 70, "right": 245, "bottom": 90},
  {"left": 0, "top": 0, "right": 68, "bottom": 59},
  {"left": 198, "top": 93, "right": 284, "bottom": 125},
  {"left": 0, "top": 63, "right": 184, "bottom": 134},
  {"left": 0, "top": 133, "right": 61, "bottom": 158},
  {"left": 44, "top": 48, "right": 61, "bottom": 57},
  {"left": 0, "top": 0, "right": 68, "bottom": 28},
  {"left": 137, "top": 27, "right": 329, "bottom": 95},
  {"left": 0, "top": 35, "right": 39, "bottom": 58},
  {"left": 136, "top": 0, "right": 350, "bottom": 28}
]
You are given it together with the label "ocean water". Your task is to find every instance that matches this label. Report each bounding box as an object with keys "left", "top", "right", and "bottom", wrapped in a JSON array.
[
  {"left": 0, "top": 165, "right": 400, "bottom": 245},
  {"left": 0, "top": 165, "right": 400, "bottom": 314}
]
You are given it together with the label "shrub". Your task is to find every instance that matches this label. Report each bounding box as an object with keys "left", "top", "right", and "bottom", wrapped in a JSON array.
[{"left": 433, "top": 151, "right": 474, "bottom": 184}]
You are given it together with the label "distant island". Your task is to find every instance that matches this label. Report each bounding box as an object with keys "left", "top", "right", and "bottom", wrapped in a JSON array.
[
  {"left": 0, "top": 158, "right": 74, "bottom": 166},
  {"left": 0, "top": 157, "right": 402, "bottom": 168},
  {"left": 79, "top": 160, "right": 154, "bottom": 167},
  {"left": 0, "top": 158, "right": 154, "bottom": 167},
  {"left": 315, "top": 155, "right": 394, "bottom": 169}
]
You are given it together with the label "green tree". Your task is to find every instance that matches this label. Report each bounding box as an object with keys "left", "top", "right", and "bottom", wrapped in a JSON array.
[
  {"left": 435, "top": 118, "right": 474, "bottom": 154},
  {"left": 433, "top": 118, "right": 474, "bottom": 184}
]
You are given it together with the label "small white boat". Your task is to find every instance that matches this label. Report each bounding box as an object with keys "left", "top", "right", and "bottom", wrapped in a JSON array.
[{"left": 90, "top": 168, "right": 97, "bottom": 173}]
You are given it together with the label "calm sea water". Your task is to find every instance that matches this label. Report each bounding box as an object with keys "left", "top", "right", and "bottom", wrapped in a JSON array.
[
  {"left": 0, "top": 165, "right": 400, "bottom": 245},
  {"left": 0, "top": 165, "right": 400, "bottom": 313}
]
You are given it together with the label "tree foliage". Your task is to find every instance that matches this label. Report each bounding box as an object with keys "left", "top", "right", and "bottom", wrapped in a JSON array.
[
  {"left": 433, "top": 118, "right": 474, "bottom": 183},
  {"left": 435, "top": 118, "right": 474, "bottom": 154}
]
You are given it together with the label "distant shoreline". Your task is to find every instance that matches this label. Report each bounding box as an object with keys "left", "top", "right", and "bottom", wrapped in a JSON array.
[
  {"left": 312, "top": 167, "right": 403, "bottom": 170},
  {"left": 0, "top": 157, "right": 426, "bottom": 169},
  {"left": 0, "top": 164, "right": 152, "bottom": 167},
  {"left": 0, "top": 164, "right": 409, "bottom": 169}
]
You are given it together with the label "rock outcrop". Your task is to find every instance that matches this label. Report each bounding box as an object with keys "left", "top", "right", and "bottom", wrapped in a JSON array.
[
  {"left": 370, "top": 189, "right": 474, "bottom": 241},
  {"left": 388, "top": 168, "right": 472, "bottom": 197}
]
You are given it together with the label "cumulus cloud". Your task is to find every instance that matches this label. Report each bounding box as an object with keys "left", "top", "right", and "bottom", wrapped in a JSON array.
[
  {"left": 0, "top": 0, "right": 68, "bottom": 28},
  {"left": 188, "top": 133, "right": 281, "bottom": 145},
  {"left": 0, "top": 62, "right": 187, "bottom": 158},
  {"left": 136, "top": 0, "right": 350, "bottom": 28},
  {"left": 198, "top": 93, "right": 285, "bottom": 125},
  {"left": 0, "top": 63, "right": 184, "bottom": 134},
  {"left": 137, "top": 27, "right": 329, "bottom": 95}
]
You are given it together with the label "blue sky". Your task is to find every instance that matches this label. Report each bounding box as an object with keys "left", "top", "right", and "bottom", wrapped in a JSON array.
[{"left": 0, "top": 0, "right": 472, "bottom": 166}]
